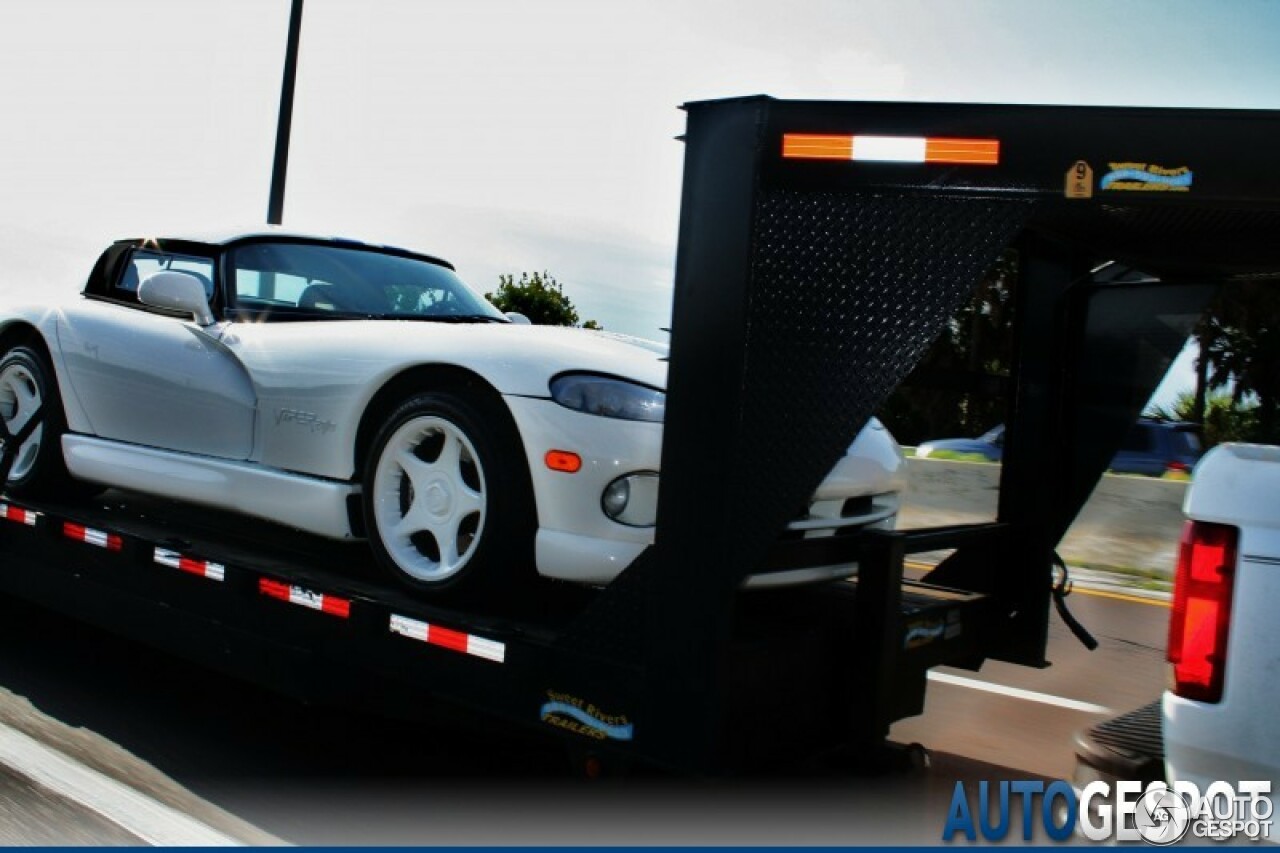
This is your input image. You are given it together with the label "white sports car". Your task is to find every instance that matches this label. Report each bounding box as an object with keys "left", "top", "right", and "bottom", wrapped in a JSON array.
[{"left": 0, "top": 228, "right": 906, "bottom": 595}]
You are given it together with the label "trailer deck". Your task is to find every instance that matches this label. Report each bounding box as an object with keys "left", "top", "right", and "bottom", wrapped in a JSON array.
[{"left": 0, "top": 489, "right": 988, "bottom": 770}]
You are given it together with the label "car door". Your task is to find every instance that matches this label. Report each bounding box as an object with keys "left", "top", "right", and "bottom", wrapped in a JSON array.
[
  {"left": 1109, "top": 423, "right": 1161, "bottom": 476},
  {"left": 57, "top": 247, "right": 256, "bottom": 460}
]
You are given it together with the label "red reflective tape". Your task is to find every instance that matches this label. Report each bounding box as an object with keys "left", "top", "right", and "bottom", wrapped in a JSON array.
[
  {"left": 259, "top": 577, "right": 291, "bottom": 601},
  {"left": 258, "top": 577, "right": 350, "bottom": 619},
  {"left": 388, "top": 614, "right": 505, "bottom": 663},
  {"left": 154, "top": 548, "right": 225, "bottom": 581},
  {"left": 321, "top": 596, "right": 351, "bottom": 618},
  {"left": 0, "top": 503, "right": 37, "bottom": 526},
  {"left": 62, "top": 521, "right": 122, "bottom": 551},
  {"left": 427, "top": 624, "right": 469, "bottom": 653}
]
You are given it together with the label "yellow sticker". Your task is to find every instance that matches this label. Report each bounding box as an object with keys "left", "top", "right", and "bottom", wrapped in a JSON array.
[{"left": 1065, "top": 161, "right": 1094, "bottom": 199}]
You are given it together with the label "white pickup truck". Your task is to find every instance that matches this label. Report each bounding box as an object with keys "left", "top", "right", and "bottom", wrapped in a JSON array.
[{"left": 1164, "top": 442, "right": 1280, "bottom": 796}]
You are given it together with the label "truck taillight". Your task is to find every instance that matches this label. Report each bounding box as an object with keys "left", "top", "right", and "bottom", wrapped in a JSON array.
[{"left": 1167, "top": 520, "right": 1238, "bottom": 703}]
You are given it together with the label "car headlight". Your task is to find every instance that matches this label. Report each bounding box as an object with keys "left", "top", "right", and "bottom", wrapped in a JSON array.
[{"left": 549, "top": 374, "right": 665, "bottom": 423}]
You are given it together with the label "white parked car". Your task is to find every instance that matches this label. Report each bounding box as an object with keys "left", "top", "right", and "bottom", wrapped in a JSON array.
[
  {"left": 0, "top": 228, "right": 906, "bottom": 596},
  {"left": 1164, "top": 443, "right": 1280, "bottom": 805}
]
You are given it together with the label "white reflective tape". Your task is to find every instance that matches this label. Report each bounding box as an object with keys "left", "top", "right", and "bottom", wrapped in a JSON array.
[
  {"left": 851, "top": 135, "right": 927, "bottom": 163},
  {"left": 389, "top": 613, "right": 505, "bottom": 663},
  {"left": 390, "top": 613, "right": 428, "bottom": 641},
  {"left": 154, "top": 548, "right": 181, "bottom": 570},
  {"left": 290, "top": 587, "right": 324, "bottom": 610},
  {"left": 466, "top": 635, "right": 506, "bottom": 664},
  {"left": 83, "top": 528, "right": 111, "bottom": 548},
  {"left": 0, "top": 502, "right": 37, "bottom": 526},
  {"left": 154, "top": 548, "right": 226, "bottom": 582},
  {"left": 258, "top": 578, "right": 349, "bottom": 617}
]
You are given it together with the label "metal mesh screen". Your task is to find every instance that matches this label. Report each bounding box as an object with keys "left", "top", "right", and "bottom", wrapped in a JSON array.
[{"left": 719, "top": 190, "right": 1034, "bottom": 573}]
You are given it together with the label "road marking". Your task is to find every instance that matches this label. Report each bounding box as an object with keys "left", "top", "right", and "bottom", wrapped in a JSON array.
[
  {"left": 903, "top": 560, "right": 1170, "bottom": 608},
  {"left": 1070, "top": 586, "right": 1170, "bottom": 608},
  {"left": 0, "top": 721, "right": 241, "bottom": 846},
  {"left": 928, "top": 671, "right": 1112, "bottom": 715}
]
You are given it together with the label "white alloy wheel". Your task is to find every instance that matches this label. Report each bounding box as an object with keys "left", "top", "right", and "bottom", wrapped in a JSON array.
[
  {"left": 371, "top": 415, "right": 488, "bottom": 583},
  {"left": 0, "top": 360, "right": 44, "bottom": 482}
]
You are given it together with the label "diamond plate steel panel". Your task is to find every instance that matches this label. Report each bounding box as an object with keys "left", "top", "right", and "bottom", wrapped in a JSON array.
[
  {"left": 561, "top": 191, "right": 1033, "bottom": 660},
  {"left": 721, "top": 190, "right": 1034, "bottom": 574}
]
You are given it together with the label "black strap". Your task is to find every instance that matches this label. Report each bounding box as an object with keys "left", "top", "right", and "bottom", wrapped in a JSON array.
[{"left": 1052, "top": 552, "right": 1099, "bottom": 651}]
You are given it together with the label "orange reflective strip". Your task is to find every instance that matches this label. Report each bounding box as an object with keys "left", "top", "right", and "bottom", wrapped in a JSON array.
[
  {"left": 924, "top": 137, "right": 1000, "bottom": 165},
  {"left": 781, "top": 134, "right": 854, "bottom": 160},
  {"left": 782, "top": 133, "right": 1000, "bottom": 165}
]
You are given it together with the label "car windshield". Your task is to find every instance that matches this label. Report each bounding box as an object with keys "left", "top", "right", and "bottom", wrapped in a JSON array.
[{"left": 228, "top": 242, "right": 506, "bottom": 322}]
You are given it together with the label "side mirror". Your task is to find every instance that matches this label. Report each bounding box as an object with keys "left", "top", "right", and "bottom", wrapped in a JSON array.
[
  {"left": 505, "top": 311, "right": 532, "bottom": 325},
  {"left": 138, "top": 271, "right": 215, "bottom": 327}
]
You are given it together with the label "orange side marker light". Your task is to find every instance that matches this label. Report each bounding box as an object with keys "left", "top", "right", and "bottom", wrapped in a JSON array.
[{"left": 545, "top": 450, "right": 582, "bottom": 473}]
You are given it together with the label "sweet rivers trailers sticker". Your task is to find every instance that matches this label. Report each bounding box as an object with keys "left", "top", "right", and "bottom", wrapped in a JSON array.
[
  {"left": 1100, "top": 162, "right": 1193, "bottom": 192},
  {"left": 541, "top": 690, "right": 634, "bottom": 741}
]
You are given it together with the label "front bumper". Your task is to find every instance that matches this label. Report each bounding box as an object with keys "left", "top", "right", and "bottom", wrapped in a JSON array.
[
  {"left": 504, "top": 395, "right": 657, "bottom": 583},
  {"left": 505, "top": 395, "right": 907, "bottom": 586}
]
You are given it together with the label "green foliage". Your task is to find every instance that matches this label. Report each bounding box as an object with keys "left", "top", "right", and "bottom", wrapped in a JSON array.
[
  {"left": 923, "top": 450, "right": 996, "bottom": 464},
  {"left": 1191, "top": 282, "right": 1280, "bottom": 444},
  {"left": 1147, "top": 390, "right": 1259, "bottom": 447},
  {"left": 881, "top": 259, "right": 1280, "bottom": 449},
  {"left": 485, "top": 271, "right": 601, "bottom": 329}
]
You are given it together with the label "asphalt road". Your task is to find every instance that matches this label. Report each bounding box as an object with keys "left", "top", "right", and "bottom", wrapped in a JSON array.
[
  {"left": 0, "top": 581, "right": 1168, "bottom": 844},
  {"left": 894, "top": 585, "right": 1169, "bottom": 780}
]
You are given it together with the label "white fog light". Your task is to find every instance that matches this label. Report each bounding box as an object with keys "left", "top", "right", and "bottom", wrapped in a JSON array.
[
  {"left": 602, "top": 479, "right": 630, "bottom": 517},
  {"left": 601, "top": 473, "right": 659, "bottom": 527}
]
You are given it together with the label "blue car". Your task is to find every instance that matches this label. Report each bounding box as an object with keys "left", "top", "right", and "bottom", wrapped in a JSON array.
[
  {"left": 916, "top": 420, "right": 1202, "bottom": 476},
  {"left": 915, "top": 424, "right": 1004, "bottom": 462}
]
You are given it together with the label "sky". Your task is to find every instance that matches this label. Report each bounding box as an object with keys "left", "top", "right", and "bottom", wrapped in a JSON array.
[{"left": 3, "top": 0, "right": 1279, "bottom": 406}]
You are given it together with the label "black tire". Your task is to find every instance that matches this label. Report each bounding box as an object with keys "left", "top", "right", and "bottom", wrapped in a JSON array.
[
  {"left": 0, "top": 345, "right": 97, "bottom": 499},
  {"left": 361, "top": 389, "right": 536, "bottom": 599}
]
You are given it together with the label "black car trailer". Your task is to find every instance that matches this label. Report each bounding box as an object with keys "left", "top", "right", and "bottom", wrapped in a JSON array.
[{"left": 3, "top": 96, "right": 1280, "bottom": 775}]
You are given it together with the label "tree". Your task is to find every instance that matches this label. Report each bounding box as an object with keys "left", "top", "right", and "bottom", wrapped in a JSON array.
[
  {"left": 879, "top": 251, "right": 1019, "bottom": 445},
  {"left": 485, "top": 271, "right": 601, "bottom": 329},
  {"left": 1196, "top": 282, "right": 1280, "bottom": 443},
  {"left": 1147, "top": 390, "right": 1258, "bottom": 448}
]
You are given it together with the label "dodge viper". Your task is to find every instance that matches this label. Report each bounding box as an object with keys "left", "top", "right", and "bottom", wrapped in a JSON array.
[{"left": 0, "top": 228, "right": 905, "bottom": 595}]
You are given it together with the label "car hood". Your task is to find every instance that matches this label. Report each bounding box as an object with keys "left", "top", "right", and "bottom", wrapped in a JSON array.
[{"left": 224, "top": 319, "right": 669, "bottom": 398}]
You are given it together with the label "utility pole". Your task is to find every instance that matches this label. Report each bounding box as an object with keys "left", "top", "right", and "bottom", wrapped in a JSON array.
[{"left": 267, "top": 0, "right": 304, "bottom": 225}]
